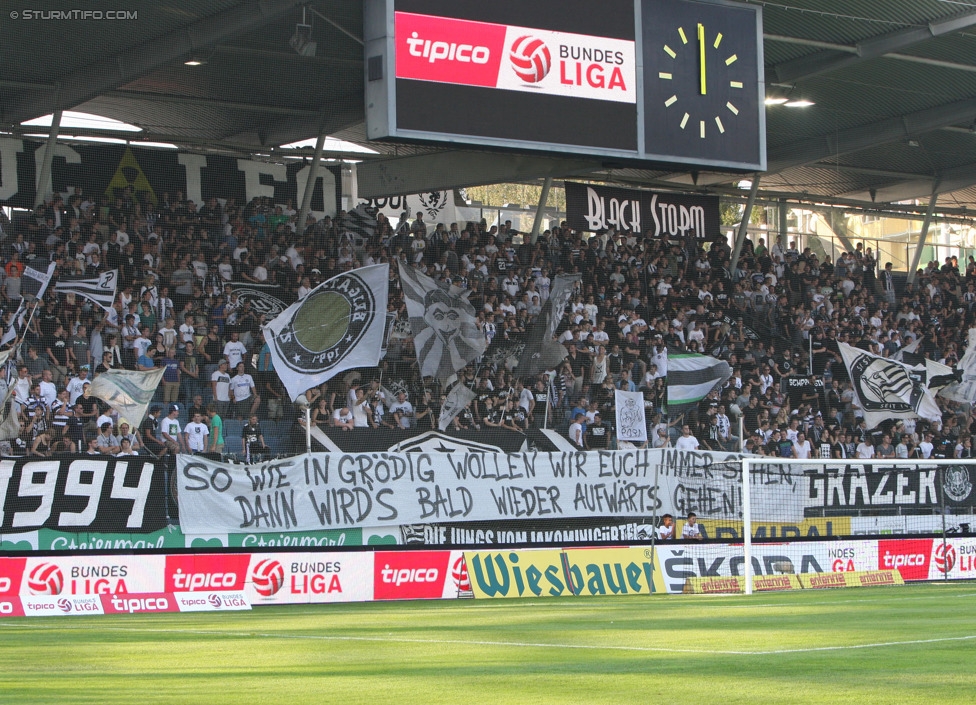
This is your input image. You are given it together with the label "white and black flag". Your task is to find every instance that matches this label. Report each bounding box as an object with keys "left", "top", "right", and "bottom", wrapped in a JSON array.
[
  {"left": 398, "top": 261, "right": 486, "bottom": 385},
  {"left": 0, "top": 301, "right": 28, "bottom": 348},
  {"left": 55, "top": 269, "right": 119, "bottom": 312},
  {"left": 264, "top": 264, "right": 389, "bottom": 401},
  {"left": 20, "top": 261, "right": 56, "bottom": 301},
  {"left": 438, "top": 375, "right": 477, "bottom": 431},
  {"left": 515, "top": 273, "right": 581, "bottom": 378},
  {"left": 341, "top": 204, "right": 378, "bottom": 244},
  {"left": 839, "top": 342, "right": 942, "bottom": 429}
]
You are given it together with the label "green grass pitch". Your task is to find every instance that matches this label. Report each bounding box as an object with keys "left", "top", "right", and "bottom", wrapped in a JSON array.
[{"left": 1, "top": 583, "right": 974, "bottom": 704}]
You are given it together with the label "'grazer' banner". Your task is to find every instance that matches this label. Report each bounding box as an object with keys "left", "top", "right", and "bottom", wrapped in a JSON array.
[
  {"left": 563, "top": 181, "right": 720, "bottom": 238},
  {"left": 0, "top": 138, "right": 342, "bottom": 212},
  {"left": 0, "top": 456, "right": 166, "bottom": 533},
  {"left": 177, "top": 448, "right": 768, "bottom": 535}
]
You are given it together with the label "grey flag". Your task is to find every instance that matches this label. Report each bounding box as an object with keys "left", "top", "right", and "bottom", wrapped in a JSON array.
[
  {"left": 515, "top": 273, "right": 581, "bottom": 378},
  {"left": 398, "top": 261, "right": 486, "bottom": 385}
]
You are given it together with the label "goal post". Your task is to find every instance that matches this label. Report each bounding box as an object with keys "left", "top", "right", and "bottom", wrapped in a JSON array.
[{"left": 670, "top": 456, "right": 976, "bottom": 595}]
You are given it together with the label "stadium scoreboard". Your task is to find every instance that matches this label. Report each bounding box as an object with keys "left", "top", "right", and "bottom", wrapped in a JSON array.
[{"left": 364, "top": 0, "right": 766, "bottom": 172}]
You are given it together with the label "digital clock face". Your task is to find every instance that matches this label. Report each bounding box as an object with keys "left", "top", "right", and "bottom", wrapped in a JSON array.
[{"left": 642, "top": 0, "right": 764, "bottom": 170}]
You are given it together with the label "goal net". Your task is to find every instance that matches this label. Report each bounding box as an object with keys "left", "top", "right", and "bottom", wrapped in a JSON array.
[{"left": 653, "top": 457, "right": 976, "bottom": 595}]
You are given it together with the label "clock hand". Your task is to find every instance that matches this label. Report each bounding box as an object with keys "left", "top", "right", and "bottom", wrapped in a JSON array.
[{"left": 698, "top": 23, "right": 707, "bottom": 95}]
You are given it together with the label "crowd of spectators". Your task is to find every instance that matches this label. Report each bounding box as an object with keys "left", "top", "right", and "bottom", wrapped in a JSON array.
[{"left": 2, "top": 184, "right": 975, "bottom": 462}]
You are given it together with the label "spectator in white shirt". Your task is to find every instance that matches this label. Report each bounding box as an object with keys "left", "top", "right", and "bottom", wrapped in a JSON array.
[
  {"left": 229, "top": 362, "right": 259, "bottom": 420},
  {"left": 183, "top": 412, "right": 210, "bottom": 453},
  {"left": 675, "top": 425, "right": 700, "bottom": 451},
  {"left": 222, "top": 331, "right": 247, "bottom": 369}
]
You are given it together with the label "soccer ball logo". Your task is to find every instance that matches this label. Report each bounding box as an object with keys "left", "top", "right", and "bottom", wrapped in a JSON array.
[
  {"left": 28, "top": 563, "right": 64, "bottom": 595},
  {"left": 57, "top": 598, "right": 72, "bottom": 613},
  {"left": 934, "top": 543, "right": 956, "bottom": 574},
  {"left": 207, "top": 593, "right": 223, "bottom": 609},
  {"left": 451, "top": 556, "right": 471, "bottom": 594},
  {"left": 510, "top": 36, "right": 551, "bottom": 83},
  {"left": 251, "top": 559, "right": 285, "bottom": 597}
]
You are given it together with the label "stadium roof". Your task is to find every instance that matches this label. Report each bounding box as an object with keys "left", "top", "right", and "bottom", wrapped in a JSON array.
[{"left": 5, "top": 1, "right": 976, "bottom": 214}]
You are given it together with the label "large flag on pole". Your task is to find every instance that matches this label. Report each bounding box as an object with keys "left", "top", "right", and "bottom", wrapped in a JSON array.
[
  {"left": 438, "top": 380, "right": 477, "bottom": 431},
  {"left": 839, "top": 342, "right": 942, "bottom": 429},
  {"left": 397, "top": 261, "right": 486, "bottom": 384},
  {"left": 0, "top": 387, "right": 20, "bottom": 442},
  {"left": 55, "top": 269, "right": 119, "bottom": 312},
  {"left": 939, "top": 327, "right": 976, "bottom": 403},
  {"left": 89, "top": 367, "right": 166, "bottom": 428},
  {"left": 264, "top": 264, "right": 389, "bottom": 400},
  {"left": 514, "top": 273, "right": 581, "bottom": 378},
  {"left": 615, "top": 389, "right": 647, "bottom": 443},
  {"left": 0, "top": 302, "right": 26, "bottom": 348},
  {"left": 21, "top": 261, "right": 56, "bottom": 300},
  {"left": 665, "top": 352, "right": 732, "bottom": 412}
]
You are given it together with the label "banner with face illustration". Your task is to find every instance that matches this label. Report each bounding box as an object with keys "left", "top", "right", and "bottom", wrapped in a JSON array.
[{"left": 397, "top": 261, "right": 486, "bottom": 384}]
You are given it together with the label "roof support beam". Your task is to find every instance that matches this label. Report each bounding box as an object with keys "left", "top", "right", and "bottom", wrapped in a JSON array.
[
  {"left": 838, "top": 159, "right": 976, "bottom": 203},
  {"left": 357, "top": 151, "right": 599, "bottom": 199},
  {"left": 730, "top": 177, "right": 760, "bottom": 273},
  {"left": 908, "top": 193, "right": 938, "bottom": 284},
  {"left": 768, "top": 11, "right": 976, "bottom": 83},
  {"left": 34, "top": 107, "right": 62, "bottom": 207},
  {"left": 297, "top": 133, "right": 326, "bottom": 235},
  {"left": 767, "top": 96, "right": 976, "bottom": 173},
  {"left": 0, "top": 0, "right": 307, "bottom": 124},
  {"left": 104, "top": 90, "right": 321, "bottom": 117}
]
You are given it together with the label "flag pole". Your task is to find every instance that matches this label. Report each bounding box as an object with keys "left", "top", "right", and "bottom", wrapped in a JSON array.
[
  {"left": 16, "top": 300, "right": 40, "bottom": 361},
  {"left": 305, "top": 403, "right": 312, "bottom": 457}
]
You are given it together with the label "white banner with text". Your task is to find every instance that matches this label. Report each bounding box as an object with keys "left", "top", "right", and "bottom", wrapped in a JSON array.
[{"left": 175, "top": 449, "right": 799, "bottom": 534}]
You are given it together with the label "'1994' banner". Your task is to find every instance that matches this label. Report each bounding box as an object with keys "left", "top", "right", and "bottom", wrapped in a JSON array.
[{"left": 0, "top": 456, "right": 166, "bottom": 533}]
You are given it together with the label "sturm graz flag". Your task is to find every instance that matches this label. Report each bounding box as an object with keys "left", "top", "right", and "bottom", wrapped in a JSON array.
[
  {"left": 839, "top": 342, "right": 941, "bottom": 429},
  {"left": 264, "top": 264, "right": 389, "bottom": 400}
]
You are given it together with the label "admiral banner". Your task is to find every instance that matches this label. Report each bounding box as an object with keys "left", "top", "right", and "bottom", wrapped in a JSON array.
[
  {"left": 0, "top": 456, "right": 167, "bottom": 533},
  {"left": 0, "top": 138, "right": 341, "bottom": 212},
  {"left": 177, "top": 448, "right": 788, "bottom": 535},
  {"left": 564, "top": 182, "right": 720, "bottom": 237}
]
